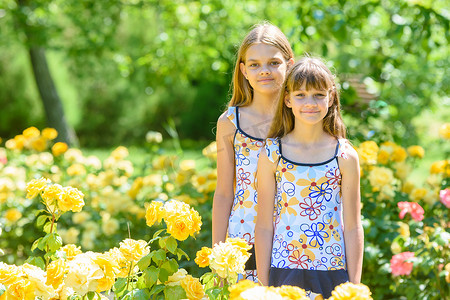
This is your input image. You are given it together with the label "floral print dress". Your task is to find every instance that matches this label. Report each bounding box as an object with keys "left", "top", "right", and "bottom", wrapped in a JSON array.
[
  {"left": 226, "top": 106, "right": 264, "bottom": 282},
  {"left": 265, "top": 138, "right": 350, "bottom": 299}
]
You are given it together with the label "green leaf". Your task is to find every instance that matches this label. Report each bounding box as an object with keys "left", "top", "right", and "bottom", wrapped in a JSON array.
[
  {"left": 149, "top": 284, "right": 165, "bottom": 296},
  {"left": 175, "top": 248, "right": 189, "bottom": 261},
  {"left": 24, "top": 256, "right": 45, "bottom": 270},
  {"left": 144, "top": 266, "right": 159, "bottom": 287},
  {"left": 161, "top": 258, "right": 178, "bottom": 276},
  {"left": 43, "top": 222, "right": 57, "bottom": 234},
  {"left": 164, "top": 285, "right": 186, "bottom": 300},
  {"left": 165, "top": 236, "right": 177, "bottom": 254},
  {"left": 153, "top": 228, "right": 165, "bottom": 239},
  {"left": 31, "top": 237, "right": 42, "bottom": 252},
  {"left": 47, "top": 233, "right": 63, "bottom": 252},
  {"left": 159, "top": 236, "right": 167, "bottom": 249},
  {"left": 152, "top": 249, "right": 167, "bottom": 265},
  {"left": 113, "top": 277, "right": 127, "bottom": 294},
  {"left": 158, "top": 268, "right": 169, "bottom": 283},
  {"left": 36, "top": 215, "right": 49, "bottom": 227},
  {"left": 137, "top": 252, "right": 153, "bottom": 271},
  {"left": 87, "top": 291, "right": 95, "bottom": 300},
  {"left": 34, "top": 209, "right": 47, "bottom": 216}
]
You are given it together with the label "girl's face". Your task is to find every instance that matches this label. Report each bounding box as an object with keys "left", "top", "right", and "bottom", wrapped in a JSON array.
[
  {"left": 240, "top": 43, "right": 292, "bottom": 97},
  {"left": 285, "top": 83, "right": 333, "bottom": 126}
]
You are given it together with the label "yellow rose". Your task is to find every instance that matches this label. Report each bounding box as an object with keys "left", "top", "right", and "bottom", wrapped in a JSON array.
[
  {"left": 26, "top": 177, "right": 51, "bottom": 199},
  {"left": 42, "top": 183, "right": 65, "bottom": 212},
  {"left": 46, "top": 259, "right": 66, "bottom": 289},
  {"left": 229, "top": 279, "right": 258, "bottom": 299},
  {"left": 181, "top": 275, "right": 204, "bottom": 300},
  {"left": 106, "top": 248, "right": 130, "bottom": 278},
  {"left": 31, "top": 137, "right": 48, "bottom": 152},
  {"left": 190, "top": 208, "right": 202, "bottom": 236},
  {"left": 377, "top": 149, "right": 390, "bottom": 165},
  {"left": 356, "top": 141, "right": 379, "bottom": 165},
  {"left": 145, "top": 201, "right": 164, "bottom": 227},
  {"left": 67, "top": 163, "right": 87, "bottom": 176},
  {"left": 368, "top": 166, "right": 394, "bottom": 190},
  {"left": 119, "top": 239, "right": 150, "bottom": 262},
  {"left": 143, "top": 174, "right": 163, "bottom": 186},
  {"left": 439, "top": 123, "right": 450, "bottom": 139},
  {"left": 401, "top": 181, "right": 415, "bottom": 194},
  {"left": 6, "top": 278, "right": 36, "bottom": 300},
  {"left": 59, "top": 228, "right": 80, "bottom": 245},
  {"left": 393, "top": 162, "right": 411, "bottom": 181},
  {"left": 0, "top": 262, "right": 21, "bottom": 285},
  {"left": 58, "top": 186, "right": 85, "bottom": 212},
  {"left": 128, "top": 177, "right": 143, "bottom": 199},
  {"left": 202, "top": 141, "right": 217, "bottom": 160},
  {"left": 180, "top": 160, "right": 196, "bottom": 171},
  {"left": 165, "top": 268, "right": 187, "bottom": 286},
  {"left": 328, "top": 282, "right": 373, "bottom": 300},
  {"left": 102, "top": 217, "right": 120, "bottom": 236},
  {"left": 72, "top": 212, "right": 91, "bottom": 224},
  {"left": 92, "top": 253, "right": 118, "bottom": 292},
  {"left": 166, "top": 214, "right": 193, "bottom": 241},
  {"left": 195, "top": 247, "right": 212, "bottom": 268},
  {"left": 111, "top": 146, "right": 129, "bottom": 160},
  {"left": 409, "top": 187, "right": 428, "bottom": 202},
  {"left": 4, "top": 208, "right": 22, "bottom": 223},
  {"left": 42, "top": 128, "right": 58, "bottom": 140},
  {"left": 430, "top": 160, "right": 447, "bottom": 174},
  {"left": 52, "top": 142, "right": 69, "bottom": 156},
  {"left": 391, "top": 146, "right": 407, "bottom": 162},
  {"left": 407, "top": 145, "right": 424, "bottom": 158},
  {"left": 397, "top": 222, "right": 410, "bottom": 238},
  {"left": 276, "top": 285, "right": 308, "bottom": 299},
  {"left": 445, "top": 263, "right": 450, "bottom": 283},
  {"left": 61, "top": 244, "right": 82, "bottom": 260},
  {"left": 23, "top": 126, "right": 40, "bottom": 138},
  {"left": 65, "top": 254, "right": 103, "bottom": 296}
]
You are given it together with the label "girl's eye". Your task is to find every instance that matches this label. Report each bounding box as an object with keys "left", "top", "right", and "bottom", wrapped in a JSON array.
[
  {"left": 271, "top": 61, "right": 281, "bottom": 66},
  {"left": 315, "top": 94, "right": 326, "bottom": 98},
  {"left": 249, "top": 63, "right": 258, "bottom": 67}
]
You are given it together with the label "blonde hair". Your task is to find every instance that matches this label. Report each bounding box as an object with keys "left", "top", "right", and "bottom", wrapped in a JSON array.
[
  {"left": 228, "top": 22, "right": 294, "bottom": 107},
  {"left": 268, "top": 56, "right": 347, "bottom": 139}
]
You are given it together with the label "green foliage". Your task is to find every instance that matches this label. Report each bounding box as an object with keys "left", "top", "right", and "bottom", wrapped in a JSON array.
[{"left": 0, "top": 0, "right": 448, "bottom": 145}]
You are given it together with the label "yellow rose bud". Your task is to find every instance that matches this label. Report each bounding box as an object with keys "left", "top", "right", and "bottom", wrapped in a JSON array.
[
  {"left": 23, "top": 126, "right": 40, "bottom": 138},
  {"left": 31, "top": 137, "right": 48, "bottom": 152},
  {"left": 42, "top": 128, "right": 58, "bottom": 140},
  {"left": 52, "top": 142, "right": 68, "bottom": 156},
  {"left": 391, "top": 146, "right": 407, "bottom": 162}
]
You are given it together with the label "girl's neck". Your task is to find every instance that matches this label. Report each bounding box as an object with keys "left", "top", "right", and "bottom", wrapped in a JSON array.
[
  {"left": 249, "top": 91, "right": 278, "bottom": 115},
  {"left": 286, "top": 122, "right": 331, "bottom": 145}
]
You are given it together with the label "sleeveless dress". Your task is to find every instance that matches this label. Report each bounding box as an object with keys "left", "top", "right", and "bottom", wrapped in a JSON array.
[
  {"left": 226, "top": 106, "right": 265, "bottom": 282},
  {"left": 265, "top": 138, "right": 349, "bottom": 299}
]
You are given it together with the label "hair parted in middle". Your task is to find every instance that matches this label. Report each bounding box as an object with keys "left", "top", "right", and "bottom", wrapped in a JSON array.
[
  {"left": 268, "top": 55, "right": 347, "bottom": 139},
  {"left": 227, "top": 21, "right": 294, "bottom": 108}
]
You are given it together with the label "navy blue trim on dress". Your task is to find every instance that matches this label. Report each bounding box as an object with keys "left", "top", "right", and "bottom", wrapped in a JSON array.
[
  {"left": 269, "top": 267, "right": 349, "bottom": 299},
  {"left": 235, "top": 106, "right": 264, "bottom": 141},
  {"left": 278, "top": 140, "right": 339, "bottom": 166}
]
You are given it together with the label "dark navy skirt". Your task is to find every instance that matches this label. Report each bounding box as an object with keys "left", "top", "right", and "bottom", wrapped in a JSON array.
[{"left": 269, "top": 267, "right": 349, "bottom": 299}]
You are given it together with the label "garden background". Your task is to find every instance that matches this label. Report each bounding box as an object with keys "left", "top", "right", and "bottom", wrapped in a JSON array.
[{"left": 0, "top": 0, "right": 449, "bottom": 299}]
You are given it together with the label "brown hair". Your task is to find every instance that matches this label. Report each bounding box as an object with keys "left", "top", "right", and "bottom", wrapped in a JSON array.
[
  {"left": 228, "top": 22, "right": 294, "bottom": 107},
  {"left": 268, "top": 56, "right": 347, "bottom": 139}
]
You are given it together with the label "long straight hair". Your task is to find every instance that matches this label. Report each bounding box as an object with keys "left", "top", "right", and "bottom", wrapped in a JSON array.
[
  {"left": 228, "top": 22, "right": 294, "bottom": 107},
  {"left": 268, "top": 56, "right": 347, "bottom": 139}
]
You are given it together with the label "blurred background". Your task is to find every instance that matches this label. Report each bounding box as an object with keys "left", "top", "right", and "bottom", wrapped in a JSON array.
[{"left": 0, "top": 0, "right": 448, "bottom": 148}]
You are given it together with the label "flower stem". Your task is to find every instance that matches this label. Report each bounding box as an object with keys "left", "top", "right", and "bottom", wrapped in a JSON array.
[{"left": 125, "top": 262, "right": 133, "bottom": 291}]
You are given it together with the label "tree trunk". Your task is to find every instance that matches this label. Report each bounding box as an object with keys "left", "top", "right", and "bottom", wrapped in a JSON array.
[{"left": 28, "top": 47, "right": 79, "bottom": 146}]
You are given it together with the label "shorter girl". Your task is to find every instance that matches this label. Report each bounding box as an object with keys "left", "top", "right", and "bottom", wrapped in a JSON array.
[{"left": 255, "top": 57, "right": 364, "bottom": 299}]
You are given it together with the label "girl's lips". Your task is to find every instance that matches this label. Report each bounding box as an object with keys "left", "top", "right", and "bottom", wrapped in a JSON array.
[{"left": 258, "top": 78, "right": 274, "bottom": 82}]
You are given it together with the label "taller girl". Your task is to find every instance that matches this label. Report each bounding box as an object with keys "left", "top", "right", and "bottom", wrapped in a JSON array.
[{"left": 212, "top": 22, "right": 294, "bottom": 281}]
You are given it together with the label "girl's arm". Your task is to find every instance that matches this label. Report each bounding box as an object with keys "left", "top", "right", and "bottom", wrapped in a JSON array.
[
  {"left": 339, "top": 144, "right": 364, "bottom": 283},
  {"left": 255, "top": 149, "right": 277, "bottom": 286},
  {"left": 212, "top": 113, "right": 236, "bottom": 246}
]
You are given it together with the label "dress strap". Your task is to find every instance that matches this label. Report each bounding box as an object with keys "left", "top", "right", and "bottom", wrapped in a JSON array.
[
  {"left": 336, "top": 139, "right": 349, "bottom": 160},
  {"left": 226, "top": 106, "right": 238, "bottom": 129},
  {"left": 264, "top": 138, "right": 281, "bottom": 163}
]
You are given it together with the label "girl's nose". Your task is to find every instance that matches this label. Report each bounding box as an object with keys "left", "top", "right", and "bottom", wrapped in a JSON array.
[{"left": 260, "top": 65, "right": 270, "bottom": 75}]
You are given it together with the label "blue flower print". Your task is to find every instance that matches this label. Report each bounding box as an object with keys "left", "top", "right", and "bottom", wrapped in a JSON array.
[
  {"left": 309, "top": 181, "right": 333, "bottom": 204},
  {"left": 304, "top": 222, "right": 329, "bottom": 248},
  {"left": 232, "top": 207, "right": 255, "bottom": 235}
]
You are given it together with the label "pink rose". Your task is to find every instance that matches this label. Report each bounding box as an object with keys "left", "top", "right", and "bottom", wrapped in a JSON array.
[
  {"left": 390, "top": 251, "right": 415, "bottom": 276},
  {"left": 440, "top": 188, "right": 450, "bottom": 208},
  {"left": 0, "top": 156, "right": 6, "bottom": 164},
  {"left": 397, "top": 201, "right": 424, "bottom": 222}
]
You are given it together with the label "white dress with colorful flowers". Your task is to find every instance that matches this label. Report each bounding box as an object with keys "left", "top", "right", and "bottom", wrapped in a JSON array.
[
  {"left": 265, "top": 138, "right": 350, "bottom": 299},
  {"left": 226, "top": 106, "right": 264, "bottom": 282}
]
